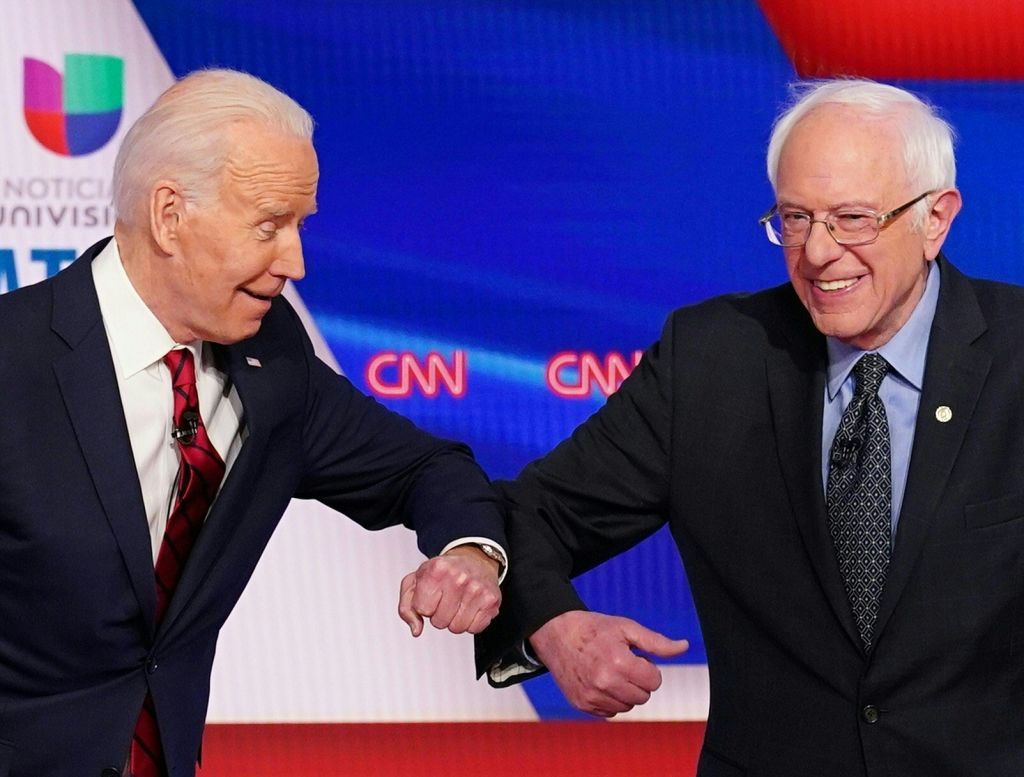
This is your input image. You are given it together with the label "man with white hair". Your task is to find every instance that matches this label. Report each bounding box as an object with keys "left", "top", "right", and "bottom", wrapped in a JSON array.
[
  {"left": 0, "top": 69, "right": 506, "bottom": 777},
  {"left": 481, "top": 79, "right": 1024, "bottom": 776}
]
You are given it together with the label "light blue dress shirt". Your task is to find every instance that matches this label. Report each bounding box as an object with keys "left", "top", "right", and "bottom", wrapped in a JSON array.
[{"left": 821, "top": 260, "right": 940, "bottom": 543}]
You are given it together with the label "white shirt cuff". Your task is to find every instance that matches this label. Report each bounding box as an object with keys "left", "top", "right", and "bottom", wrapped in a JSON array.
[{"left": 441, "top": 537, "right": 508, "bottom": 584}]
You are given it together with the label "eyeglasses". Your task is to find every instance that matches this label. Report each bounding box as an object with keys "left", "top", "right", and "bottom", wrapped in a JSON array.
[{"left": 758, "top": 191, "right": 934, "bottom": 247}]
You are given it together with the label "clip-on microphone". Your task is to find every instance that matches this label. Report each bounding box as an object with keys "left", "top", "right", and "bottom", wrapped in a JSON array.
[{"left": 171, "top": 410, "right": 200, "bottom": 446}]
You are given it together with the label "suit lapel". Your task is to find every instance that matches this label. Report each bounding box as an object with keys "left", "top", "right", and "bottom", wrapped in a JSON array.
[
  {"left": 51, "top": 246, "right": 157, "bottom": 634},
  {"left": 765, "top": 290, "right": 863, "bottom": 650},
  {"left": 872, "top": 259, "right": 990, "bottom": 643}
]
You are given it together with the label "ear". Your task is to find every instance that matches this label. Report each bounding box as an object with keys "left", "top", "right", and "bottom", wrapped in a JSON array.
[
  {"left": 923, "top": 188, "right": 962, "bottom": 260},
  {"left": 148, "top": 180, "right": 187, "bottom": 255}
]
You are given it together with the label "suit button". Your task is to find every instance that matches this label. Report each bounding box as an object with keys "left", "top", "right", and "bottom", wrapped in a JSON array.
[
  {"left": 101, "top": 768, "right": 121, "bottom": 777},
  {"left": 147, "top": 656, "right": 159, "bottom": 674},
  {"left": 862, "top": 705, "right": 880, "bottom": 724}
]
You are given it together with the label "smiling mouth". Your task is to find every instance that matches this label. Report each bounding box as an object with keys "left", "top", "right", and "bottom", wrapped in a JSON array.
[{"left": 813, "top": 278, "right": 860, "bottom": 292}]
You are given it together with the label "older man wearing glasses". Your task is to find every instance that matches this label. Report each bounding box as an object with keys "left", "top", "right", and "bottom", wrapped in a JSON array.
[{"left": 480, "top": 78, "right": 1024, "bottom": 777}]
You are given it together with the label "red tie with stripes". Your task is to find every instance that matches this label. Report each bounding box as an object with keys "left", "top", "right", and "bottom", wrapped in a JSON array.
[{"left": 131, "top": 348, "right": 226, "bottom": 777}]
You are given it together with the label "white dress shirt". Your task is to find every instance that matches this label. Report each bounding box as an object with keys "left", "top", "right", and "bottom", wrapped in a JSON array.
[{"left": 91, "top": 239, "right": 244, "bottom": 563}]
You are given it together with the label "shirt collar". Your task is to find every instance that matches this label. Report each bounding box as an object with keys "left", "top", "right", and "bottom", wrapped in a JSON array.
[
  {"left": 91, "top": 237, "right": 202, "bottom": 379},
  {"left": 826, "top": 260, "right": 941, "bottom": 400}
]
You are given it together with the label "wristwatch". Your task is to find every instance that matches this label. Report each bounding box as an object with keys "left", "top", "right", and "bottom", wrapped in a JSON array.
[{"left": 474, "top": 542, "right": 507, "bottom": 579}]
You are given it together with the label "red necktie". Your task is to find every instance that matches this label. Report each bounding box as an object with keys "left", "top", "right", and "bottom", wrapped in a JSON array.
[{"left": 131, "top": 348, "right": 226, "bottom": 777}]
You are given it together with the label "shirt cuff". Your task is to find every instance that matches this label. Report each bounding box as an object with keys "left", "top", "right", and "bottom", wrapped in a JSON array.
[
  {"left": 486, "top": 641, "right": 545, "bottom": 687},
  {"left": 441, "top": 537, "right": 508, "bottom": 584},
  {"left": 520, "top": 638, "right": 543, "bottom": 666}
]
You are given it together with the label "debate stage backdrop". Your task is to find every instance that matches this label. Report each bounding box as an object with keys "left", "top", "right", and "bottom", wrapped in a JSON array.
[{"left": 2, "top": 1, "right": 1023, "bottom": 774}]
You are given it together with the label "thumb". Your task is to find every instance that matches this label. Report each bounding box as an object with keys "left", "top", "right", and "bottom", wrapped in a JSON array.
[{"left": 621, "top": 620, "right": 689, "bottom": 658}]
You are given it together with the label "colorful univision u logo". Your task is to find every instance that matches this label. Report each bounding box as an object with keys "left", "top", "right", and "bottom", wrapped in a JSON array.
[{"left": 24, "top": 53, "right": 124, "bottom": 156}]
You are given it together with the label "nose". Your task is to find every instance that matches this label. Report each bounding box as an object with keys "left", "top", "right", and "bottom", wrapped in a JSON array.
[
  {"left": 273, "top": 230, "right": 306, "bottom": 281},
  {"left": 801, "top": 219, "right": 844, "bottom": 267}
]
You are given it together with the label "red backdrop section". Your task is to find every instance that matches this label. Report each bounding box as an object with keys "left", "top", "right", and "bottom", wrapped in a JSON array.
[
  {"left": 199, "top": 722, "right": 707, "bottom": 776},
  {"left": 758, "top": 0, "right": 1024, "bottom": 79}
]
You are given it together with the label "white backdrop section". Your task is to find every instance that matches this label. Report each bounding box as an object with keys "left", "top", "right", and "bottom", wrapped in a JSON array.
[
  {"left": 0, "top": 0, "right": 541, "bottom": 723},
  {"left": 0, "top": 0, "right": 170, "bottom": 289},
  {"left": 208, "top": 501, "right": 538, "bottom": 722}
]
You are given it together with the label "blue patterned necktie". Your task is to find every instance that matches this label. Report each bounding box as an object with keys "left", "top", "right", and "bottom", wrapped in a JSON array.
[{"left": 826, "top": 353, "right": 891, "bottom": 652}]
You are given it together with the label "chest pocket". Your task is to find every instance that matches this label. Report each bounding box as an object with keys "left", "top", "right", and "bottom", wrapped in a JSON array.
[{"left": 965, "top": 491, "right": 1024, "bottom": 530}]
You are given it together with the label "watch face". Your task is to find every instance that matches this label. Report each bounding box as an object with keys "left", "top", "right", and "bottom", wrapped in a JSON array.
[{"left": 479, "top": 544, "right": 506, "bottom": 571}]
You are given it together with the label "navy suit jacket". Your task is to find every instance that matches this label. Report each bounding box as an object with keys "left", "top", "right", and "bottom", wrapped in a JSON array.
[
  {"left": 481, "top": 257, "right": 1024, "bottom": 777},
  {"left": 0, "top": 239, "right": 505, "bottom": 777}
]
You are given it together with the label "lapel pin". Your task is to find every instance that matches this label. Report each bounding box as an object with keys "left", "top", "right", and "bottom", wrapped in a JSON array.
[
  {"left": 245, "top": 357, "right": 262, "bottom": 368},
  {"left": 935, "top": 405, "right": 952, "bottom": 423}
]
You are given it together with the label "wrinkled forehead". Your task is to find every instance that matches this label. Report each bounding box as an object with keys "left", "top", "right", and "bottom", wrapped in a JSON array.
[
  {"left": 777, "top": 106, "right": 908, "bottom": 198},
  {"left": 224, "top": 121, "right": 317, "bottom": 170},
  {"left": 219, "top": 122, "right": 319, "bottom": 205},
  {"left": 787, "top": 104, "right": 904, "bottom": 158}
]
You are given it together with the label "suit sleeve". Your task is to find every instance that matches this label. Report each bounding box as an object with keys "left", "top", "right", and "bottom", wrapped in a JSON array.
[
  {"left": 477, "top": 313, "right": 675, "bottom": 680},
  {"left": 284, "top": 303, "right": 506, "bottom": 559}
]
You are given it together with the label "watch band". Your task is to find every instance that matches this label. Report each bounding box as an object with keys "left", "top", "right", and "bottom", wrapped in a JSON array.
[{"left": 475, "top": 542, "right": 507, "bottom": 578}]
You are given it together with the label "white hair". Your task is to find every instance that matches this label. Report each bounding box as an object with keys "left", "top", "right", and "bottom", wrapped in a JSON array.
[
  {"left": 766, "top": 79, "right": 956, "bottom": 229},
  {"left": 113, "top": 68, "right": 314, "bottom": 226}
]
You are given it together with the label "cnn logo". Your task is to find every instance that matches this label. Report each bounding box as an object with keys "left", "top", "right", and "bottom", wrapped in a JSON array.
[
  {"left": 546, "top": 351, "right": 643, "bottom": 398},
  {"left": 366, "top": 351, "right": 466, "bottom": 398}
]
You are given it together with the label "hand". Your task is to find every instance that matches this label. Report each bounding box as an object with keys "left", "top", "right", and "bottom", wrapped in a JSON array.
[
  {"left": 529, "top": 610, "right": 689, "bottom": 717},
  {"left": 398, "top": 546, "right": 502, "bottom": 637}
]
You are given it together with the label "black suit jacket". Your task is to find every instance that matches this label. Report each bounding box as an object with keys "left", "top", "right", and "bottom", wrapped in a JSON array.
[
  {"left": 482, "top": 256, "right": 1024, "bottom": 777},
  {"left": 0, "top": 239, "right": 506, "bottom": 777}
]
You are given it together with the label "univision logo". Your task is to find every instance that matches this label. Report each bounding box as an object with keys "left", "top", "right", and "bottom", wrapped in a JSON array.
[{"left": 23, "top": 53, "right": 124, "bottom": 157}]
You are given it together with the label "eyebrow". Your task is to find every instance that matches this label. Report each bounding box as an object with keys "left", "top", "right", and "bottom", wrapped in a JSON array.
[
  {"left": 261, "top": 208, "right": 292, "bottom": 219},
  {"left": 777, "top": 199, "right": 880, "bottom": 212},
  {"left": 258, "top": 204, "right": 319, "bottom": 220}
]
